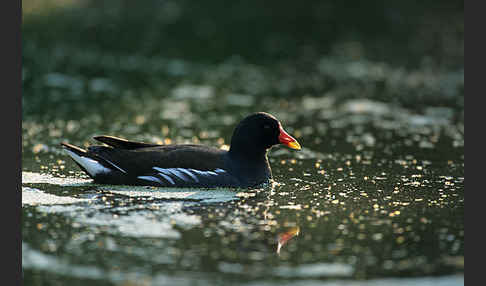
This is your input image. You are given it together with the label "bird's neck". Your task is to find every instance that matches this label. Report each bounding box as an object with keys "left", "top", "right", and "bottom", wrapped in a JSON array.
[
  {"left": 227, "top": 147, "right": 272, "bottom": 186},
  {"left": 228, "top": 145, "right": 269, "bottom": 163}
]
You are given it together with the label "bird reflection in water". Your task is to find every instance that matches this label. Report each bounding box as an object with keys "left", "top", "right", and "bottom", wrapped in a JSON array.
[{"left": 276, "top": 226, "right": 300, "bottom": 255}]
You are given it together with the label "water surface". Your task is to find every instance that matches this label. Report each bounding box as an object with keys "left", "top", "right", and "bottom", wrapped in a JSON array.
[{"left": 22, "top": 1, "right": 463, "bottom": 285}]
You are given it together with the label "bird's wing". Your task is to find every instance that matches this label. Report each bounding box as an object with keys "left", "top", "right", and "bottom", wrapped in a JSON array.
[{"left": 93, "top": 135, "right": 161, "bottom": 150}]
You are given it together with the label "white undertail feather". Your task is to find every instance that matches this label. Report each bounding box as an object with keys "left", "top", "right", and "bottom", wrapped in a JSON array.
[{"left": 65, "top": 150, "right": 112, "bottom": 177}]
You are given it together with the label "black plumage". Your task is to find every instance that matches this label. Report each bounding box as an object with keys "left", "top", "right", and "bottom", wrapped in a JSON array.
[{"left": 61, "top": 112, "right": 301, "bottom": 188}]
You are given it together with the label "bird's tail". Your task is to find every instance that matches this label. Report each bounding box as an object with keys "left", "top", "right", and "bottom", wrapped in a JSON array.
[{"left": 61, "top": 142, "right": 114, "bottom": 178}]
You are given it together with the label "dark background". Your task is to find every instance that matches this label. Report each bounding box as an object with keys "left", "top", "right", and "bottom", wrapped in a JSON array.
[
  {"left": 22, "top": 0, "right": 464, "bottom": 121},
  {"left": 23, "top": 0, "right": 463, "bottom": 67}
]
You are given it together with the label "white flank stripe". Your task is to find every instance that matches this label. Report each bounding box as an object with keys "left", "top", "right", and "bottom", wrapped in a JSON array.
[
  {"left": 157, "top": 173, "right": 175, "bottom": 185},
  {"left": 166, "top": 169, "right": 189, "bottom": 181},
  {"left": 190, "top": 169, "right": 208, "bottom": 177},
  {"left": 152, "top": 167, "right": 227, "bottom": 184},
  {"left": 137, "top": 176, "right": 162, "bottom": 184},
  {"left": 153, "top": 167, "right": 171, "bottom": 176},
  {"left": 65, "top": 150, "right": 111, "bottom": 176},
  {"left": 191, "top": 169, "right": 216, "bottom": 177},
  {"left": 178, "top": 169, "right": 199, "bottom": 182}
]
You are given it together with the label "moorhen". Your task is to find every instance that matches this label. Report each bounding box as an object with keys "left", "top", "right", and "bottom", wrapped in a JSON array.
[{"left": 61, "top": 112, "right": 301, "bottom": 188}]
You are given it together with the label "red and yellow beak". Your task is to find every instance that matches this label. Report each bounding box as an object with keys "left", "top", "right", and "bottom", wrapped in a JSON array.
[{"left": 278, "top": 124, "right": 301, "bottom": 150}]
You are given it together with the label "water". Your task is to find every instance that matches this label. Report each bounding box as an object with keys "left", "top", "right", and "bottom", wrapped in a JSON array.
[
  {"left": 22, "top": 1, "right": 463, "bottom": 285},
  {"left": 21, "top": 95, "right": 464, "bottom": 285}
]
